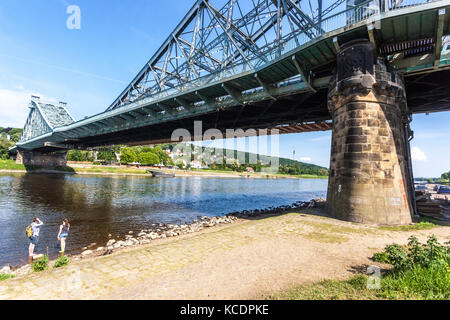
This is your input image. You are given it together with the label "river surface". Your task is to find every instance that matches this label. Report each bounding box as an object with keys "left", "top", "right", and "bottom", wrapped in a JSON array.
[{"left": 0, "top": 173, "right": 327, "bottom": 267}]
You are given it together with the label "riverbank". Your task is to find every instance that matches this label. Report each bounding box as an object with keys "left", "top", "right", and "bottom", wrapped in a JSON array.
[
  {"left": 0, "top": 200, "right": 322, "bottom": 275},
  {"left": 0, "top": 205, "right": 448, "bottom": 300},
  {"left": 0, "top": 160, "right": 328, "bottom": 180}
]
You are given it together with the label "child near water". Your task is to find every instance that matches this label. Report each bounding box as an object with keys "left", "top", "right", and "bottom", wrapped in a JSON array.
[
  {"left": 57, "top": 219, "right": 70, "bottom": 256},
  {"left": 28, "top": 218, "right": 43, "bottom": 264}
]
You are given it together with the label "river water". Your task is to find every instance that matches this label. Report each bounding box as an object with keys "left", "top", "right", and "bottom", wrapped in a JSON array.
[{"left": 0, "top": 173, "right": 327, "bottom": 267}]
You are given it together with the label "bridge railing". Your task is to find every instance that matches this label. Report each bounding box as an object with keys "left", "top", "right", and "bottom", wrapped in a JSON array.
[
  {"left": 382, "top": 0, "right": 440, "bottom": 12},
  {"left": 119, "top": 0, "right": 442, "bottom": 111}
]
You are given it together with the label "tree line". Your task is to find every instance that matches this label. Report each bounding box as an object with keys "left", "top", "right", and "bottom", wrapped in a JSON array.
[
  {"left": 0, "top": 128, "right": 22, "bottom": 160},
  {"left": 67, "top": 145, "right": 173, "bottom": 166}
]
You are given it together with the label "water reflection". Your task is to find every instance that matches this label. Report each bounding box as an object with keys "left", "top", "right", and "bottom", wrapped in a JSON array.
[{"left": 0, "top": 173, "right": 327, "bottom": 266}]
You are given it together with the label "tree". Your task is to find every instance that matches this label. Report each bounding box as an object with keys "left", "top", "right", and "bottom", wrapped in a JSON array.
[
  {"left": 0, "top": 138, "right": 14, "bottom": 160},
  {"left": 138, "top": 152, "right": 160, "bottom": 165},
  {"left": 121, "top": 147, "right": 138, "bottom": 164},
  {"left": 8, "top": 128, "right": 22, "bottom": 143},
  {"left": 67, "top": 150, "right": 85, "bottom": 161},
  {"left": 97, "top": 147, "right": 116, "bottom": 162},
  {"left": 441, "top": 171, "right": 450, "bottom": 181}
]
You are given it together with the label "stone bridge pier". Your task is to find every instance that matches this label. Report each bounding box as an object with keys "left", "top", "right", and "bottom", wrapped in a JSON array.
[
  {"left": 327, "top": 39, "right": 414, "bottom": 225},
  {"left": 16, "top": 150, "right": 68, "bottom": 167}
]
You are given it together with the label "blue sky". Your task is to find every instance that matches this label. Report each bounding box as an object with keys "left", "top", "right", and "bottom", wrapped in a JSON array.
[{"left": 0, "top": 0, "right": 448, "bottom": 177}]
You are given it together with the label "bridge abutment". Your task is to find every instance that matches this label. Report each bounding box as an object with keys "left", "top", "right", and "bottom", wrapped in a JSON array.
[
  {"left": 327, "top": 39, "right": 413, "bottom": 225},
  {"left": 16, "top": 150, "right": 68, "bottom": 167}
]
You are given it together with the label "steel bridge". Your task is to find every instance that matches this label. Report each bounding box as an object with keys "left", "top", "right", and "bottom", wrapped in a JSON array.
[
  {"left": 9, "top": 0, "right": 450, "bottom": 225},
  {"left": 13, "top": 0, "right": 450, "bottom": 152}
]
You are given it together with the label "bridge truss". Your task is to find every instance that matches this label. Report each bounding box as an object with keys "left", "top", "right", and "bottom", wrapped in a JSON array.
[
  {"left": 107, "top": 0, "right": 348, "bottom": 111},
  {"left": 12, "top": 0, "right": 450, "bottom": 151}
]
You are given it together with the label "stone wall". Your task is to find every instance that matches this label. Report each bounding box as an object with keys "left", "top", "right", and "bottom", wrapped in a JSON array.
[
  {"left": 16, "top": 150, "right": 68, "bottom": 167},
  {"left": 327, "top": 39, "right": 414, "bottom": 225}
]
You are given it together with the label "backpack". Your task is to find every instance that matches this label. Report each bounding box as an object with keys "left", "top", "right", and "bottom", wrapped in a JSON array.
[{"left": 26, "top": 225, "right": 33, "bottom": 238}]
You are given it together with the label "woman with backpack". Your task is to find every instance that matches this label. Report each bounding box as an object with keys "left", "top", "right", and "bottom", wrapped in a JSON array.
[
  {"left": 57, "top": 218, "right": 70, "bottom": 256},
  {"left": 27, "top": 218, "right": 43, "bottom": 264}
]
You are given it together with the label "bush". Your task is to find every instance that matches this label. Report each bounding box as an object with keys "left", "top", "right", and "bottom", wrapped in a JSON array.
[
  {"left": 372, "top": 235, "right": 450, "bottom": 299},
  {"left": 53, "top": 256, "right": 70, "bottom": 268},
  {"left": 121, "top": 147, "right": 138, "bottom": 164},
  {"left": 31, "top": 255, "right": 49, "bottom": 272},
  {"left": 138, "top": 152, "right": 160, "bottom": 165},
  {"left": 0, "top": 273, "right": 15, "bottom": 281},
  {"left": 97, "top": 147, "right": 116, "bottom": 162}
]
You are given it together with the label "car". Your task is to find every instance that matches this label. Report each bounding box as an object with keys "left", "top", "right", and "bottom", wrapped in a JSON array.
[
  {"left": 415, "top": 185, "right": 427, "bottom": 192},
  {"left": 437, "top": 186, "right": 450, "bottom": 194}
]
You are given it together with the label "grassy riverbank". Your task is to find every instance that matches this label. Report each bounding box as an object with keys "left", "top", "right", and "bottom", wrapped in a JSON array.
[
  {"left": 273, "top": 233, "right": 450, "bottom": 300},
  {"left": 0, "top": 160, "right": 328, "bottom": 179}
]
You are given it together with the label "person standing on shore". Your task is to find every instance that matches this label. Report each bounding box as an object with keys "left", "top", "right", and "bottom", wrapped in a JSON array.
[
  {"left": 57, "top": 219, "right": 70, "bottom": 256},
  {"left": 28, "top": 218, "right": 43, "bottom": 264}
]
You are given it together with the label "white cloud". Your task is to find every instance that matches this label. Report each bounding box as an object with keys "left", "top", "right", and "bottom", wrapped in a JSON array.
[
  {"left": 411, "top": 146, "right": 427, "bottom": 162},
  {"left": 300, "top": 157, "right": 312, "bottom": 162},
  {"left": 0, "top": 87, "right": 56, "bottom": 128}
]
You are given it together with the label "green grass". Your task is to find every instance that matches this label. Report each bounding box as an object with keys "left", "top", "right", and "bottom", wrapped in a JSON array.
[
  {"left": 0, "top": 160, "right": 149, "bottom": 175},
  {"left": 191, "top": 168, "right": 328, "bottom": 179},
  {"left": 0, "top": 273, "right": 15, "bottom": 281},
  {"left": 53, "top": 256, "right": 70, "bottom": 268},
  {"left": 31, "top": 255, "right": 49, "bottom": 272},
  {"left": 379, "top": 217, "right": 441, "bottom": 231},
  {"left": 273, "top": 235, "right": 450, "bottom": 300},
  {"left": 0, "top": 159, "right": 26, "bottom": 171},
  {"left": 272, "top": 268, "right": 449, "bottom": 300},
  {"left": 0, "top": 160, "right": 74, "bottom": 173},
  {"left": 379, "top": 222, "right": 437, "bottom": 232},
  {"left": 271, "top": 275, "right": 383, "bottom": 300},
  {"left": 380, "top": 264, "right": 449, "bottom": 299},
  {"left": 72, "top": 166, "right": 150, "bottom": 175}
]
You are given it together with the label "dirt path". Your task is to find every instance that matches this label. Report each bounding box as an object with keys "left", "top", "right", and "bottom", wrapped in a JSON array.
[{"left": 1, "top": 210, "right": 448, "bottom": 300}]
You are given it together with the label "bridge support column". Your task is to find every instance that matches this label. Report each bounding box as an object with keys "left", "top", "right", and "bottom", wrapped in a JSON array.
[
  {"left": 327, "top": 39, "right": 413, "bottom": 225},
  {"left": 16, "top": 150, "right": 68, "bottom": 167}
]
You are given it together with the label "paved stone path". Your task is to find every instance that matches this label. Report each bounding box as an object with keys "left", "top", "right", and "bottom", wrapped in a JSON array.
[{"left": 1, "top": 210, "right": 448, "bottom": 300}]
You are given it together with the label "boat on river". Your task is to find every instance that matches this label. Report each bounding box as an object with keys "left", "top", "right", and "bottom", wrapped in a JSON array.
[{"left": 146, "top": 170, "right": 175, "bottom": 178}]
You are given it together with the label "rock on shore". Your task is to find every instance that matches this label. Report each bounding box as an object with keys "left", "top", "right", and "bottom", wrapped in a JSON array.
[
  {"left": 2, "top": 199, "right": 325, "bottom": 277},
  {"left": 92, "top": 199, "right": 325, "bottom": 253}
]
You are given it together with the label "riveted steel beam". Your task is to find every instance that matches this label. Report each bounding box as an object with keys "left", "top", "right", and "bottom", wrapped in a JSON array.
[
  {"left": 292, "top": 55, "right": 316, "bottom": 93},
  {"left": 434, "top": 8, "right": 446, "bottom": 67},
  {"left": 254, "top": 73, "right": 276, "bottom": 101},
  {"left": 222, "top": 83, "right": 243, "bottom": 106}
]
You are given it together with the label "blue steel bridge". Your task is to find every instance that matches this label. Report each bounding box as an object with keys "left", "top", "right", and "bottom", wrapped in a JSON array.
[
  {"left": 12, "top": 0, "right": 450, "bottom": 152},
  {"left": 9, "top": 0, "right": 450, "bottom": 225}
]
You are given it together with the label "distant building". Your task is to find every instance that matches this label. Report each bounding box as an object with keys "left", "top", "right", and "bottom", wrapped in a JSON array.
[
  {"left": 246, "top": 167, "right": 255, "bottom": 173},
  {"left": 190, "top": 160, "right": 204, "bottom": 169},
  {"left": 0, "top": 128, "right": 12, "bottom": 141}
]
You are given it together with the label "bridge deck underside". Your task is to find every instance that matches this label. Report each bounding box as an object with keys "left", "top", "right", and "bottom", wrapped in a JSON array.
[
  {"left": 75, "top": 90, "right": 330, "bottom": 148},
  {"left": 71, "top": 67, "right": 450, "bottom": 148}
]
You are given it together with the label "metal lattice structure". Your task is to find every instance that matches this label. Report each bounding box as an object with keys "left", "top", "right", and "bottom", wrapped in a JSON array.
[
  {"left": 19, "top": 98, "right": 75, "bottom": 143},
  {"left": 11, "top": 0, "right": 450, "bottom": 152},
  {"left": 107, "top": 0, "right": 348, "bottom": 111}
]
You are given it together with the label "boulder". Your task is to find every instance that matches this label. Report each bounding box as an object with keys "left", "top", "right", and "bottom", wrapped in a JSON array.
[
  {"left": 96, "top": 247, "right": 105, "bottom": 252},
  {"left": 0, "top": 265, "right": 11, "bottom": 274},
  {"left": 81, "top": 250, "right": 93, "bottom": 256},
  {"left": 106, "top": 239, "right": 116, "bottom": 246}
]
